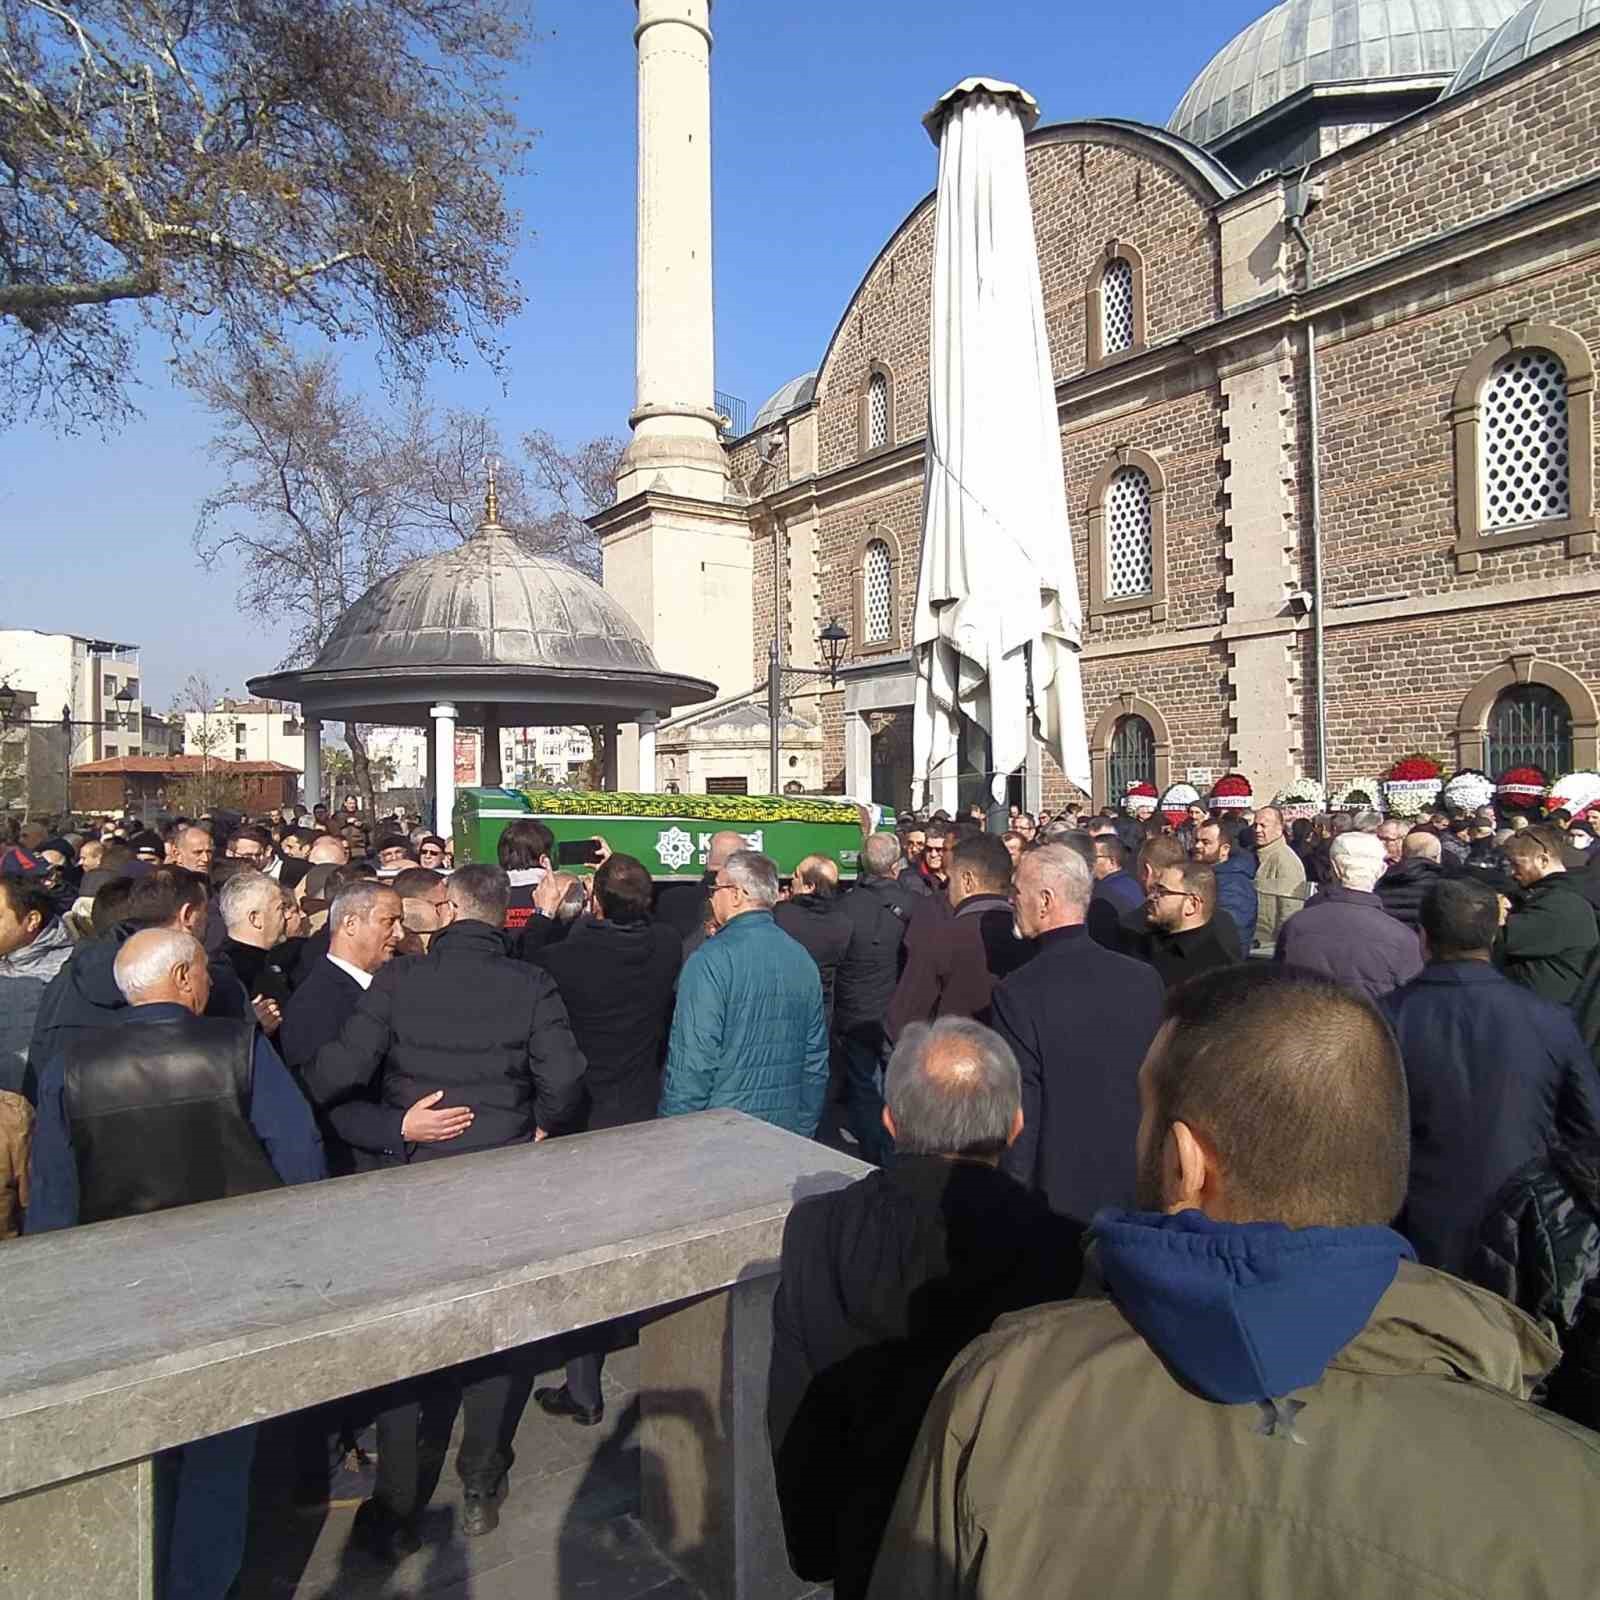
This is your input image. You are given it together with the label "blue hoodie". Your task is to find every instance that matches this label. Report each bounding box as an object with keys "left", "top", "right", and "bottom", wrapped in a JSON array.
[
  {"left": 1212, "top": 850, "right": 1259, "bottom": 951},
  {"left": 1092, "top": 1209, "right": 1413, "bottom": 1404}
]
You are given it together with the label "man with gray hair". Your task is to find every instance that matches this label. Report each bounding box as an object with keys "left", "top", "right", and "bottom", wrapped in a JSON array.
[
  {"left": 659, "top": 851, "right": 829, "bottom": 1135},
  {"left": 308, "top": 860, "right": 585, "bottom": 1548},
  {"left": 768, "top": 1016, "right": 1079, "bottom": 1600},
  {"left": 218, "top": 868, "right": 292, "bottom": 1033},
  {"left": 834, "top": 832, "right": 918, "bottom": 1163},
  {"left": 993, "top": 845, "right": 1165, "bottom": 1220},
  {"left": 1276, "top": 829, "right": 1423, "bottom": 1001},
  {"left": 27, "top": 925, "right": 323, "bottom": 1600}
]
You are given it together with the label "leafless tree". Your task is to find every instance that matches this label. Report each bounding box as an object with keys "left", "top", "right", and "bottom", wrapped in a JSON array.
[
  {"left": 191, "top": 349, "right": 623, "bottom": 813},
  {"left": 1, "top": 0, "right": 529, "bottom": 433},
  {"left": 170, "top": 673, "right": 245, "bottom": 814},
  {"left": 521, "top": 428, "right": 624, "bottom": 581}
]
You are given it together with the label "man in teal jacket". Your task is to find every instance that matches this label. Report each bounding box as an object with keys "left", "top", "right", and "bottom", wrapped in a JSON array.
[{"left": 659, "top": 851, "right": 829, "bottom": 1136}]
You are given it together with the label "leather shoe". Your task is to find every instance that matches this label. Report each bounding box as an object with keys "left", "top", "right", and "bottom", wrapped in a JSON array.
[
  {"left": 461, "top": 1474, "right": 507, "bottom": 1538},
  {"left": 535, "top": 1384, "right": 604, "bottom": 1427},
  {"left": 352, "top": 1499, "right": 421, "bottom": 1562}
]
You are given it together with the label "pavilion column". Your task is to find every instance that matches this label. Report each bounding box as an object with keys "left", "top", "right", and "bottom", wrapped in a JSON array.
[
  {"left": 421, "top": 721, "right": 433, "bottom": 830},
  {"left": 636, "top": 714, "right": 658, "bottom": 793},
  {"left": 302, "top": 718, "right": 322, "bottom": 813},
  {"left": 482, "top": 705, "right": 503, "bottom": 789},
  {"left": 431, "top": 703, "right": 458, "bottom": 837},
  {"left": 602, "top": 725, "right": 619, "bottom": 792}
]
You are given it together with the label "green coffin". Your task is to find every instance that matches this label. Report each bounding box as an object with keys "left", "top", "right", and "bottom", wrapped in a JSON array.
[{"left": 453, "top": 789, "right": 882, "bottom": 880}]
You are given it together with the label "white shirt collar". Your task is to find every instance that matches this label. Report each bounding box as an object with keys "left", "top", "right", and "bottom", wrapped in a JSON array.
[{"left": 327, "top": 953, "right": 374, "bottom": 990}]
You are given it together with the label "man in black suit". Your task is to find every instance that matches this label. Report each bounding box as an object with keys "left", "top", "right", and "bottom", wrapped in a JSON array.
[
  {"left": 529, "top": 853, "right": 683, "bottom": 1427},
  {"left": 993, "top": 843, "right": 1166, "bottom": 1221},
  {"left": 768, "top": 1016, "right": 1079, "bottom": 1600},
  {"left": 307, "top": 865, "right": 586, "bottom": 1552},
  {"left": 279, "top": 880, "right": 463, "bottom": 1172}
]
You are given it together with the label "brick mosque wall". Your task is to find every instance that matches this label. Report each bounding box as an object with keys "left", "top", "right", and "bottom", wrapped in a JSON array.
[
  {"left": 734, "top": 54, "right": 1600, "bottom": 806},
  {"left": 1309, "top": 32, "right": 1600, "bottom": 286}
]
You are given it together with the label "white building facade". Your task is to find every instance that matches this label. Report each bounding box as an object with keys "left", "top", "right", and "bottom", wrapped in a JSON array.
[
  {"left": 183, "top": 698, "right": 306, "bottom": 773},
  {"left": 0, "top": 629, "right": 142, "bottom": 764}
]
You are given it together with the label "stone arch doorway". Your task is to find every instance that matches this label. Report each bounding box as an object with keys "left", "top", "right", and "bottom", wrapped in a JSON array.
[
  {"left": 1090, "top": 693, "right": 1173, "bottom": 810},
  {"left": 1456, "top": 654, "right": 1598, "bottom": 774}
]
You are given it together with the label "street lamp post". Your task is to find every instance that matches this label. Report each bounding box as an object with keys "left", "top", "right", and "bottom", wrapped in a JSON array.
[
  {"left": 0, "top": 682, "right": 129, "bottom": 818},
  {"left": 765, "top": 619, "right": 850, "bottom": 796}
]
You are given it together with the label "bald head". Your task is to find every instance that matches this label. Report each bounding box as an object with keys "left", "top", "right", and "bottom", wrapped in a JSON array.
[
  {"left": 115, "top": 927, "right": 211, "bottom": 1014},
  {"left": 885, "top": 1018, "right": 1023, "bottom": 1160},
  {"left": 1403, "top": 830, "right": 1442, "bottom": 864},
  {"left": 792, "top": 854, "right": 839, "bottom": 896},
  {"left": 705, "top": 831, "right": 748, "bottom": 872},
  {"left": 308, "top": 835, "right": 350, "bottom": 866}
]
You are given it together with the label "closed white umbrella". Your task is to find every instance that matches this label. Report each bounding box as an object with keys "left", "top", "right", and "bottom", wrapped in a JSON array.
[{"left": 912, "top": 78, "right": 1089, "bottom": 812}]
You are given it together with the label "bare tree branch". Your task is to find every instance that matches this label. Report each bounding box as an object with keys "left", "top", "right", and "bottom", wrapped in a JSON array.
[{"left": 1, "top": 0, "right": 530, "bottom": 431}]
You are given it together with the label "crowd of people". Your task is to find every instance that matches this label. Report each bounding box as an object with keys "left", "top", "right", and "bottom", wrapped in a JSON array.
[{"left": 4, "top": 780, "right": 1600, "bottom": 1594}]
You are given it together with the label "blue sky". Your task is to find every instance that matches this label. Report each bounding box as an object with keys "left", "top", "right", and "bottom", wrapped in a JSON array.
[{"left": 0, "top": 0, "right": 1269, "bottom": 708}]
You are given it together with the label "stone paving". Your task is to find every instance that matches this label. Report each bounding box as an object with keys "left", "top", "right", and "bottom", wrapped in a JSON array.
[{"left": 238, "top": 1339, "right": 707, "bottom": 1600}]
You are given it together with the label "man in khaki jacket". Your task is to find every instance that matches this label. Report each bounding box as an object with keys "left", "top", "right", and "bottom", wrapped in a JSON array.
[
  {"left": 1251, "top": 804, "right": 1306, "bottom": 949},
  {"left": 870, "top": 965, "right": 1600, "bottom": 1600}
]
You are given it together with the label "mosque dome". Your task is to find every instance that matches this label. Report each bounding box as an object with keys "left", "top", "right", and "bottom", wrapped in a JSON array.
[
  {"left": 1169, "top": 0, "right": 1523, "bottom": 150},
  {"left": 1446, "top": 0, "right": 1600, "bottom": 95},
  {"left": 751, "top": 371, "right": 817, "bottom": 433},
  {"left": 311, "top": 523, "right": 661, "bottom": 677}
]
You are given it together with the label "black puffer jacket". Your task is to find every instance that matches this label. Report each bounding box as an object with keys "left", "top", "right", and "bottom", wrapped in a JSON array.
[
  {"left": 774, "top": 892, "right": 853, "bottom": 1025},
  {"left": 1376, "top": 858, "right": 1444, "bottom": 931},
  {"left": 1470, "top": 1141, "right": 1600, "bottom": 1431},
  {"left": 833, "top": 876, "right": 916, "bottom": 1037},
  {"left": 307, "top": 918, "right": 586, "bottom": 1159}
]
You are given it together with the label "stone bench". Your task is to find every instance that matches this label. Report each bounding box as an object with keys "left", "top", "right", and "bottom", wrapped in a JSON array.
[{"left": 0, "top": 1110, "right": 867, "bottom": 1600}]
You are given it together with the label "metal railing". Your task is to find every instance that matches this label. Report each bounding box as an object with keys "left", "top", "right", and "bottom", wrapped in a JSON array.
[{"left": 714, "top": 388, "right": 747, "bottom": 437}]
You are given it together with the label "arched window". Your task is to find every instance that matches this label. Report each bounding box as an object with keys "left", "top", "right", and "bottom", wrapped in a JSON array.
[
  {"left": 1106, "top": 467, "right": 1153, "bottom": 598},
  {"left": 1108, "top": 715, "right": 1155, "bottom": 800},
  {"left": 1102, "top": 259, "right": 1135, "bottom": 357},
  {"left": 1450, "top": 323, "right": 1595, "bottom": 571},
  {"left": 1486, "top": 684, "right": 1573, "bottom": 776},
  {"left": 1087, "top": 447, "right": 1167, "bottom": 625},
  {"left": 863, "top": 539, "right": 893, "bottom": 643},
  {"left": 866, "top": 370, "right": 890, "bottom": 451},
  {"left": 1481, "top": 349, "right": 1571, "bottom": 530},
  {"left": 1086, "top": 243, "right": 1147, "bottom": 370}
]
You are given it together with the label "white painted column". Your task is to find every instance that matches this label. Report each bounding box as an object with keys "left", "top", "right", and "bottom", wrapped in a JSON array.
[
  {"left": 422, "top": 720, "right": 436, "bottom": 831},
  {"left": 636, "top": 714, "right": 659, "bottom": 793},
  {"left": 301, "top": 718, "right": 322, "bottom": 814},
  {"left": 844, "top": 710, "right": 872, "bottom": 801},
  {"left": 617, "top": 0, "right": 728, "bottom": 502},
  {"left": 431, "top": 703, "right": 458, "bottom": 840}
]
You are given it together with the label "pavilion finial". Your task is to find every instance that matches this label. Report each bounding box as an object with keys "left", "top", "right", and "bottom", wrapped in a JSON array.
[{"left": 483, "top": 455, "right": 502, "bottom": 527}]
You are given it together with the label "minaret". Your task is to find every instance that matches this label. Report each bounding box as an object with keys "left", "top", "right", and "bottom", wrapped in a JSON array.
[
  {"left": 616, "top": 0, "right": 728, "bottom": 502},
  {"left": 599, "top": 0, "right": 751, "bottom": 790}
]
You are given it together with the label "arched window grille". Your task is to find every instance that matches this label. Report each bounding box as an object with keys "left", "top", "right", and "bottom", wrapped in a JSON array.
[
  {"left": 1102, "top": 259, "right": 1135, "bottom": 356},
  {"left": 866, "top": 371, "right": 890, "bottom": 450},
  {"left": 1487, "top": 684, "right": 1573, "bottom": 776},
  {"left": 1106, "top": 467, "right": 1153, "bottom": 597},
  {"left": 863, "top": 539, "right": 893, "bottom": 643},
  {"left": 1108, "top": 715, "right": 1155, "bottom": 799},
  {"left": 1482, "top": 349, "right": 1571, "bottom": 530}
]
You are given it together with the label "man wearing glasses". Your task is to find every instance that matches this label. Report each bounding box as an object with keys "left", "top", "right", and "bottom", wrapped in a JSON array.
[
  {"left": 902, "top": 828, "right": 950, "bottom": 909},
  {"left": 1132, "top": 861, "right": 1234, "bottom": 992},
  {"left": 418, "top": 835, "right": 448, "bottom": 869}
]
